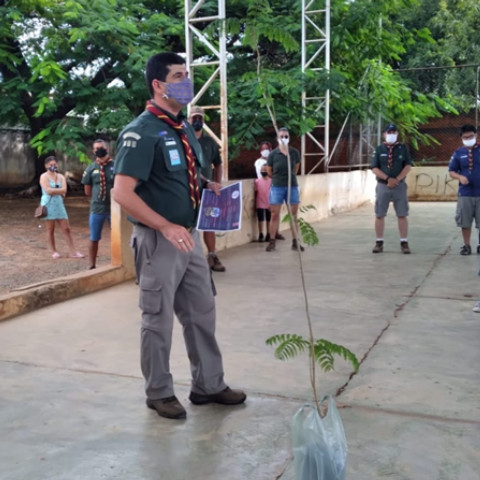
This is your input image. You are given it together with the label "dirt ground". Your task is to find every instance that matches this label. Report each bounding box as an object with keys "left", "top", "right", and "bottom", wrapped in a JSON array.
[{"left": 0, "top": 195, "right": 111, "bottom": 296}]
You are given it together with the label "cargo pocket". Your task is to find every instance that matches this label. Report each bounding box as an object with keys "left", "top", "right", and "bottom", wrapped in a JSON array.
[{"left": 139, "top": 275, "right": 163, "bottom": 315}]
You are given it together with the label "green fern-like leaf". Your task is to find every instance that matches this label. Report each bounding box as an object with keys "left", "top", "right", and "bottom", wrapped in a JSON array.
[
  {"left": 266, "top": 334, "right": 359, "bottom": 373},
  {"left": 313, "top": 339, "right": 359, "bottom": 372},
  {"left": 266, "top": 334, "right": 310, "bottom": 361},
  {"left": 298, "top": 217, "right": 319, "bottom": 246}
]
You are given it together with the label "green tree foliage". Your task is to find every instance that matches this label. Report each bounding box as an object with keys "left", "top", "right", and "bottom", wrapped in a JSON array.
[
  {"left": 1, "top": 0, "right": 477, "bottom": 185},
  {"left": 226, "top": 0, "right": 458, "bottom": 153},
  {"left": 0, "top": 0, "right": 183, "bottom": 180},
  {"left": 399, "top": 0, "right": 480, "bottom": 112}
]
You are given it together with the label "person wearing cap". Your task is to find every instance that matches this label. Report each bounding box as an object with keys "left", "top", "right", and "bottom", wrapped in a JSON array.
[
  {"left": 448, "top": 124, "right": 480, "bottom": 255},
  {"left": 371, "top": 123, "right": 413, "bottom": 254},
  {"left": 188, "top": 106, "right": 226, "bottom": 272},
  {"left": 113, "top": 52, "right": 246, "bottom": 421}
]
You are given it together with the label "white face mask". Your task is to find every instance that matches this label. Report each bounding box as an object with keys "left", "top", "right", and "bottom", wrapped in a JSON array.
[
  {"left": 463, "top": 137, "right": 476, "bottom": 148},
  {"left": 280, "top": 137, "right": 289, "bottom": 146},
  {"left": 385, "top": 133, "right": 398, "bottom": 144},
  {"left": 260, "top": 149, "right": 270, "bottom": 158}
]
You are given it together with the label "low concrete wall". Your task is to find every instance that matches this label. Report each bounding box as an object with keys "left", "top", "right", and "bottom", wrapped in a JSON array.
[
  {"left": 0, "top": 170, "right": 376, "bottom": 321},
  {"left": 214, "top": 170, "right": 376, "bottom": 250},
  {"left": 406, "top": 166, "right": 458, "bottom": 201}
]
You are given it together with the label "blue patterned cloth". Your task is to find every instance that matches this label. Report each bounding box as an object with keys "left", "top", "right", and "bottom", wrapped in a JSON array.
[{"left": 41, "top": 178, "right": 68, "bottom": 220}]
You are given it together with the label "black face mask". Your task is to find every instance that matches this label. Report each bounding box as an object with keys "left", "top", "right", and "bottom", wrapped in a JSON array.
[
  {"left": 261, "top": 172, "right": 268, "bottom": 177},
  {"left": 94, "top": 147, "right": 108, "bottom": 158},
  {"left": 48, "top": 166, "right": 58, "bottom": 172},
  {"left": 191, "top": 120, "right": 203, "bottom": 132}
]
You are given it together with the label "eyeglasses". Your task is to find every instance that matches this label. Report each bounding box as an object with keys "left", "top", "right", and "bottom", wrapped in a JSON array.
[{"left": 280, "top": 135, "right": 289, "bottom": 139}]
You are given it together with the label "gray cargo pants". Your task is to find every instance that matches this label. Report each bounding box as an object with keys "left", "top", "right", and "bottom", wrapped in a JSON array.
[{"left": 131, "top": 224, "right": 226, "bottom": 400}]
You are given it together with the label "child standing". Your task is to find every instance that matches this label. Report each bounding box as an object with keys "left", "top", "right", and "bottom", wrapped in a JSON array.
[{"left": 254, "top": 165, "right": 272, "bottom": 242}]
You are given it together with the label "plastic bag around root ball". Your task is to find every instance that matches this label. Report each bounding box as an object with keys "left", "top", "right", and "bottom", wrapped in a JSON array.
[{"left": 292, "top": 397, "right": 348, "bottom": 480}]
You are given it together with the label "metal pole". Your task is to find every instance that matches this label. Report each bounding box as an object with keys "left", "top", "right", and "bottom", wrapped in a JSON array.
[
  {"left": 218, "top": 0, "right": 228, "bottom": 180},
  {"left": 476, "top": 66, "right": 479, "bottom": 131},
  {"left": 324, "top": 0, "right": 330, "bottom": 173}
]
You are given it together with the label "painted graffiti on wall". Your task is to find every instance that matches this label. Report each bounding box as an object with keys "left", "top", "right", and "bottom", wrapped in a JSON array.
[{"left": 408, "top": 168, "right": 458, "bottom": 200}]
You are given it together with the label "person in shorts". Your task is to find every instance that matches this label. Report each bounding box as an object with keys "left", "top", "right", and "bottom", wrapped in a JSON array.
[
  {"left": 448, "top": 124, "right": 480, "bottom": 255},
  {"left": 371, "top": 123, "right": 413, "bottom": 254},
  {"left": 265, "top": 127, "right": 303, "bottom": 252},
  {"left": 255, "top": 164, "right": 272, "bottom": 242},
  {"left": 81, "top": 139, "right": 115, "bottom": 269}
]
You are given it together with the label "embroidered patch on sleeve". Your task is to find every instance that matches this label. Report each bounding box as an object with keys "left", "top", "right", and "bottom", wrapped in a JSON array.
[{"left": 122, "top": 132, "right": 142, "bottom": 148}]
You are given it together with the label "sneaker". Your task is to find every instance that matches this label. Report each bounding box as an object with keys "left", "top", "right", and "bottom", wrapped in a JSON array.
[
  {"left": 258, "top": 233, "right": 264, "bottom": 243},
  {"left": 52, "top": 252, "right": 61, "bottom": 259},
  {"left": 266, "top": 239, "right": 276, "bottom": 252},
  {"left": 275, "top": 233, "right": 286, "bottom": 240},
  {"left": 291, "top": 239, "right": 305, "bottom": 252},
  {"left": 189, "top": 387, "right": 246, "bottom": 405},
  {"left": 473, "top": 301, "right": 480, "bottom": 313},
  {"left": 207, "top": 254, "right": 226, "bottom": 272},
  {"left": 400, "top": 241, "right": 411, "bottom": 254},
  {"left": 146, "top": 396, "right": 186, "bottom": 419},
  {"left": 265, "top": 233, "right": 271, "bottom": 242},
  {"left": 70, "top": 252, "right": 85, "bottom": 258},
  {"left": 372, "top": 241, "right": 383, "bottom": 253},
  {"left": 460, "top": 244, "right": 472, "bottom": 256}
]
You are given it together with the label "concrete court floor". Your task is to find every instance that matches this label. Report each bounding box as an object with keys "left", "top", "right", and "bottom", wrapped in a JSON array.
[{"left": 0, "top": 201, "right": 479, "bottom": 480}]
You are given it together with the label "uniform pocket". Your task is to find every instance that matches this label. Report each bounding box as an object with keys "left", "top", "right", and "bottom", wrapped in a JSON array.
[{"left": 139, "top": 274, "right": 163, "bottom": 314}]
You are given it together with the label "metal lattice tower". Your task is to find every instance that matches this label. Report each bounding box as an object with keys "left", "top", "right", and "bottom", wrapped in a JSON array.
[
  {"left": 301, "top": 0, "right": 330, "bottom": 175},
  {"left": 185, "top": 0, "right": 228, "bottom": 179}
]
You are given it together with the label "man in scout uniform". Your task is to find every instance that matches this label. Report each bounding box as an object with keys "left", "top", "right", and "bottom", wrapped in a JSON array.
[
  {"left": 371, "top": 123, "right": 413, "bottom": 254},
  {"left": 113, "top": 52, "right": 246, "bottom": 420},
  {"left": 188, "top": 105, "right": 226, "bottom": 272},
  {"left": 81, "top": 139, "right": 114, "bottom": 269}
]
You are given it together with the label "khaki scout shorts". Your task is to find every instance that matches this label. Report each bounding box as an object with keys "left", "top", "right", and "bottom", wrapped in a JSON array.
[{"left": 374, "top": 181, "right": 409, "bottom": 218}]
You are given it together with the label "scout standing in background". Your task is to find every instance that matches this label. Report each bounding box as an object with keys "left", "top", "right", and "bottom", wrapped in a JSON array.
[
  {"left": 371, "top": 123, "right": 413, "bottom": 254},
  {"left": 81, "top": 139, "right": 114, "bottom": 269}
]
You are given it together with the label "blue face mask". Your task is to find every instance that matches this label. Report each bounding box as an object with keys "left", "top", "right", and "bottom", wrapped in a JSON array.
[{"left": 165, "top": 77, "right": 194, "bottom": 106}]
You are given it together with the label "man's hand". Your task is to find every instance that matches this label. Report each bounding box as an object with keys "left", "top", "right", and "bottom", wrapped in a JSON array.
[
  {"left": 206, "top": 181, "right": 222, "bottom": 196},
  {"left": 387, "top": 177, "right": 399, "bottom": 189},
  {"left": 159, "top": 222, "right": 195, "bottom": 252},
  {"left": 459, "top": 175, "right": 470, "bottom": 185}
]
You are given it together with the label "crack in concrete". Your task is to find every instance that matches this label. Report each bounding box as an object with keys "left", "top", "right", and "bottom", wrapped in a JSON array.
[{"left": 335, "top": 244, "right": 451, "bottom": 398}]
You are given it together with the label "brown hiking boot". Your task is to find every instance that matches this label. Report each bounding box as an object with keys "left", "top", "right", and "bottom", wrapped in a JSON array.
[
  {"left": 400, "top": 241, "right": 411, "bottom": 254},
  {"left": 189, "top": 387, "right": 247, "bottom": 405},
  {"left": 207, "top": 254, "right": 226, "bottom": 272},
  {"left": 146, "top": 396, "right": 186, "bottom": 419},
  {"left": 266, "top": 239, "right": 276, "bottom": 252},
  {"left": 275, "top": 233, "right": 286, "bottom": 240},
  {"left": 372, "top": 241, "right": 383, "bottom": 253}
]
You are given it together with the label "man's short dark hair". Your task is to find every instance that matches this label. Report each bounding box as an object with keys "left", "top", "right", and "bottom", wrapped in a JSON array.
[
  {"left": 145, "top": 52, "right": 186, "bottom": 97},
  {"left": 460, "top": 124, "right": 477, "bottom": 136},
  {"left": 279, "top": 127, "right": 289, "bottom": 134},
  {"left": 44, "top": 155, "right": 56, "bottom": 164},
  {"left": 93, "top": 138, "right": 106, "bottom": 145}
]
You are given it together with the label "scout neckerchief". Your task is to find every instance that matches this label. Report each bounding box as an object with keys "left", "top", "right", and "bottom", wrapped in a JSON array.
[
  {"left": 146, "top": 100, "right": 200, "bottom": 209},
  {"left": 95, "top": 156, "right": 111, "bottom": 202},
  {"left": 385, "top": 141, "right": 399, "bottom": 171},
  {"left": 467, "top": 143, "right": 479, "bottom": 173}
]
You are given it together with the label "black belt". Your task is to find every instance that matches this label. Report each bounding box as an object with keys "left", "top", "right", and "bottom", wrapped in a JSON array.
[{"left": 377, "top": 178, "right": 404, "bottom": 185}]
